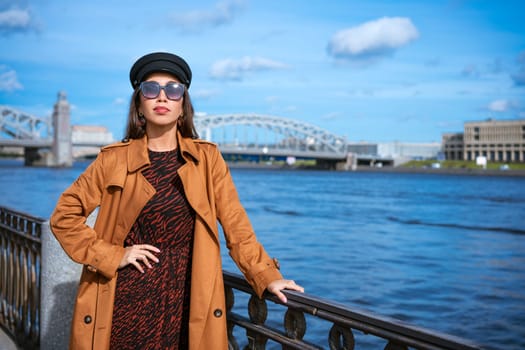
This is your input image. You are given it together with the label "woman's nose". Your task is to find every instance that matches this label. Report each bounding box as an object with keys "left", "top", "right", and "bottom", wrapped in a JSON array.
[{"left": 157, "top": 87, "right": 168, "bottom": 101}]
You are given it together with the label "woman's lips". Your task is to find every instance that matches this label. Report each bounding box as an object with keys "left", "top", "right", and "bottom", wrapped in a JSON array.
[{"left": 153, "top": 106, "right": 170, "bottom": 114}]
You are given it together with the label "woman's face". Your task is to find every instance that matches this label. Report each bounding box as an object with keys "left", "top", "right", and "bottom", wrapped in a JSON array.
[{"left": 138, "top": 72, "right": 185, "bottom": 132}]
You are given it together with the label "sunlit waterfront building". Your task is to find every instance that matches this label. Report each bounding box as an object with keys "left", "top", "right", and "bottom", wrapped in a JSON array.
[
  {"left": 71, "top": 125, "right": 114, "bottom": 158},
  {"left": 442, "top": 119, "right": 525, "bottom": 162},
  {"left": 441, "top": 133, "right": 464, "bottom": 160},
  {"left": 346, "top": 141, "right": 441, "bottom": 166}
]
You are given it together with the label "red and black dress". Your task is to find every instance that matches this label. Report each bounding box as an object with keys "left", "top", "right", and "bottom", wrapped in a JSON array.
[{"left": 110, "top": 149, "right": 195, "bottom": 350}]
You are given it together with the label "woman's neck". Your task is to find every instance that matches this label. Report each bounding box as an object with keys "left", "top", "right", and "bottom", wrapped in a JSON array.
[{"left": 146, "top": 127, "right": 178, "bottom": 152}]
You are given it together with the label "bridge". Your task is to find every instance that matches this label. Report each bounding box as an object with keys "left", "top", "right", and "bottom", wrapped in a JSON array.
[
  {"left": 194, "top": 113, "right": 354, "bottom": 169},
  {"left": 0, "top": 92, "right": 109, "bottom": 167},
  {"left": 1, "top": 92, "right": 394, "bottom": 169}
]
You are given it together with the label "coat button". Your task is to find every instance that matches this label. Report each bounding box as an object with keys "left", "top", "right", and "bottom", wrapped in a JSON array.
[
  {"left": 213, "top": 309, "right": 223, "bottom": 318},
  {"left": 84, "top": 315, "right": 92, "bottom": 324}
]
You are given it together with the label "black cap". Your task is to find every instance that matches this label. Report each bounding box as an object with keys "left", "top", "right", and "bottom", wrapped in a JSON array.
[{"left": 129, "top": 52, "right": 192, "bottom": 89}]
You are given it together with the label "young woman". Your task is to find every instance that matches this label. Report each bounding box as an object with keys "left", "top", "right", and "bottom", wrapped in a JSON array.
[{"left": 50, "top": 52, "right": 303, "bottom": 350}]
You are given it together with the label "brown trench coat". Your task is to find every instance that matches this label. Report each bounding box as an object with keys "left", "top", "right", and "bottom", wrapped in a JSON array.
[{"left": 50, "top": 133, "right": 283, "bottom": 350}]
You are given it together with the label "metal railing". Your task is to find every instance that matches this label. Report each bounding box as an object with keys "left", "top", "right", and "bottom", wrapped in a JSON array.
[
  {"left": 0, "top": 205, "right": 482, "bottom": 350},
  {"left": 0, "top": 206, "right": 42, "bottom": 349},
  {"left": 224, "top": 271, "right": 481, "bottom": 349}
]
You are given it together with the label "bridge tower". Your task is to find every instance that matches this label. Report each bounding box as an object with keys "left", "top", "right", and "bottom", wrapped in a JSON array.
[{"left": 51, "top": 91, "right": 72, "bottom": 167}]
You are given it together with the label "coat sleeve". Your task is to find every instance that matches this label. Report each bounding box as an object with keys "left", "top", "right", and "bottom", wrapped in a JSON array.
[
  {"left": 209, "top": 147, "right": 283, "bottom": 298},
  {"left": 49, "top": 152, "right": 126, "bottom": 279}
]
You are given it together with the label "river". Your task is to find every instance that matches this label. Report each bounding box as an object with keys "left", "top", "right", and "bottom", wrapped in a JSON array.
[{"left": 1, "top": 159, "right": 524, "bottom": 349}]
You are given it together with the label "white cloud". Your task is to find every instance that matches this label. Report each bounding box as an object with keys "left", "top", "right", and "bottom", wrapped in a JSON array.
[
  {"left": 487, "top": 99, "right": 521, "bottom": 115},
  {"left": 192, "top": 89, "right": 220, "bottom": 100},
  {"left": 0, "top": 67, "right": 23, "bottom": 91},
  {"left": 113, "top": 97, "right": 126, "bottom": 105},
  {"left": 169, "top": 0, "right": 245, "bottom": 32},
  {"left": 488, "top": 99, "right": 511, "bottom": 112},
  {"left": 210, "top": 56, "right": 289, "bottom": 80},
  {"left": 0, "top": 8, "right": 32, "bottom": 33},
  {"left": 327, "top": 17, "right": 419, "bottom": 60}
]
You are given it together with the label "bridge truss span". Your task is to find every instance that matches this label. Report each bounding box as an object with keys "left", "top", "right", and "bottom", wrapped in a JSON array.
[
  {"left": 195, "top": 113, "right": 348, "bottom": 158},
  {"left": 0, "top": 105, "right": 51, "bottom": 140}
]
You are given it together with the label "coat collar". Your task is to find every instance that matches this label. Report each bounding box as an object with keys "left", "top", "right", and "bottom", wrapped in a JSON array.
[
  {"left": 127, "top": 136, "right": 149, "bottom": 173},
  {"left": 178, "top": 132, "right": 201, "bottom": 164},
  {"left": 126, "top": 132, "right": 200, "bottom": 173}
]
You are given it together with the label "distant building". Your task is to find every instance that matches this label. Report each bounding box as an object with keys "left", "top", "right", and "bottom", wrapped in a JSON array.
[
  {"left": 347, "top": 141, "right": 441, "bottom": 158},
  {"left": 443, "top": 119, "right": 525, "bottom": 163},
  {"left": 72, "top": 125, "right": 114, "bottom": 145},
  {"left": 377, "top": 142, "right": 441, "bottom": 160},
  {"left": 72, "top": 125, "right": 114, "bottom": 158},
  {"left": 442, "top": 133, "right": 464, "bottom": 160},
  {"left": 346, "top": 142, "right": 379, "bottom": 156},
  {"left": 346, "top": 141, "right": 441, "bottom": 166}
]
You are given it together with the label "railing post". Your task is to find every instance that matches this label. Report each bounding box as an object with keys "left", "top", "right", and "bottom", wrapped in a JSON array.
[{"left": 40, "top": 221, "right": 81, "bottom": 349}]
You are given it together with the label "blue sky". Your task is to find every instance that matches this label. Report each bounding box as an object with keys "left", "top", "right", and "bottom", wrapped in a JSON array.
[{"left": 1, "top": 0, "right": 524, "bottom": 143}]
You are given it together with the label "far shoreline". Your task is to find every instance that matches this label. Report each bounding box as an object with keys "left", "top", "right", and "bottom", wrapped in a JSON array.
[
  {"left": 226, "top": 161, "right": 525, "bottom": 177},
  {"left": 2, "top": 155, "right": 524, "bottom": 177}
]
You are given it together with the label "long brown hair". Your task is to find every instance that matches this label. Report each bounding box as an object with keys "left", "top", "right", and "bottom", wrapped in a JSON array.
[{"left": 124, "top": 87, "right": 199, "bottom": 140}]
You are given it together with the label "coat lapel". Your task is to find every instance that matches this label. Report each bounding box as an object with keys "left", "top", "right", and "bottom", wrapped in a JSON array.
[
  {"left": 177, "top": 134, "right": 219, "bottom": 245},
  {"left": 107, "top": 137, "right": 155, "bottom": 245}
]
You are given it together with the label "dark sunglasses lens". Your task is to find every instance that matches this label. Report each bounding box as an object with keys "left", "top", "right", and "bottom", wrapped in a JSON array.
[
  {"left": 141, "top": 82, "right": 160, "bottom": 99},
  {"left": 165, "top": 83, "right": 184, "bottom": 100}
]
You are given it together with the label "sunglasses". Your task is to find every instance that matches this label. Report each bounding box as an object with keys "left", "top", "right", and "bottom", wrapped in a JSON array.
[{"left": 139, "top": 81, "right": 185, "bottom": 101}]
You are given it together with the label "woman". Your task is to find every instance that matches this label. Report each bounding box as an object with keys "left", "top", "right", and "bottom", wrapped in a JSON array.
[{"left": 50, "top": 52, "right": 303, "bottom": 350}]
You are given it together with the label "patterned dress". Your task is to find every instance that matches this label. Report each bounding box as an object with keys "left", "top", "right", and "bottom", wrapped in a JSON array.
[{"left": 110, "top": 149, "right": 195, "bottom": 350}]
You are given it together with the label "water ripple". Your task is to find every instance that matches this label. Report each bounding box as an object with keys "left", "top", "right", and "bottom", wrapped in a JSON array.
[
  {"left": 262, "top": 205, "right": 302, "bottom": 216},
  {"left": 386, "top": 216, "right": 525, "bottom": 235}
]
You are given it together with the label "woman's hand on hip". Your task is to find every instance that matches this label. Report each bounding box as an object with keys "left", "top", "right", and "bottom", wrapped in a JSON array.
[
  {"left": 118, "top": 244, "right": 160, "bottom": 273},
  {"left": 267, "top": 279, "right": 304, "bottom": 303}
]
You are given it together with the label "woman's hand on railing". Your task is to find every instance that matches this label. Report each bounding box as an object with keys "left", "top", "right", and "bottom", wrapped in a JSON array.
[{"left": 267, "top": 279, "right": 304, "bottom": 303}]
